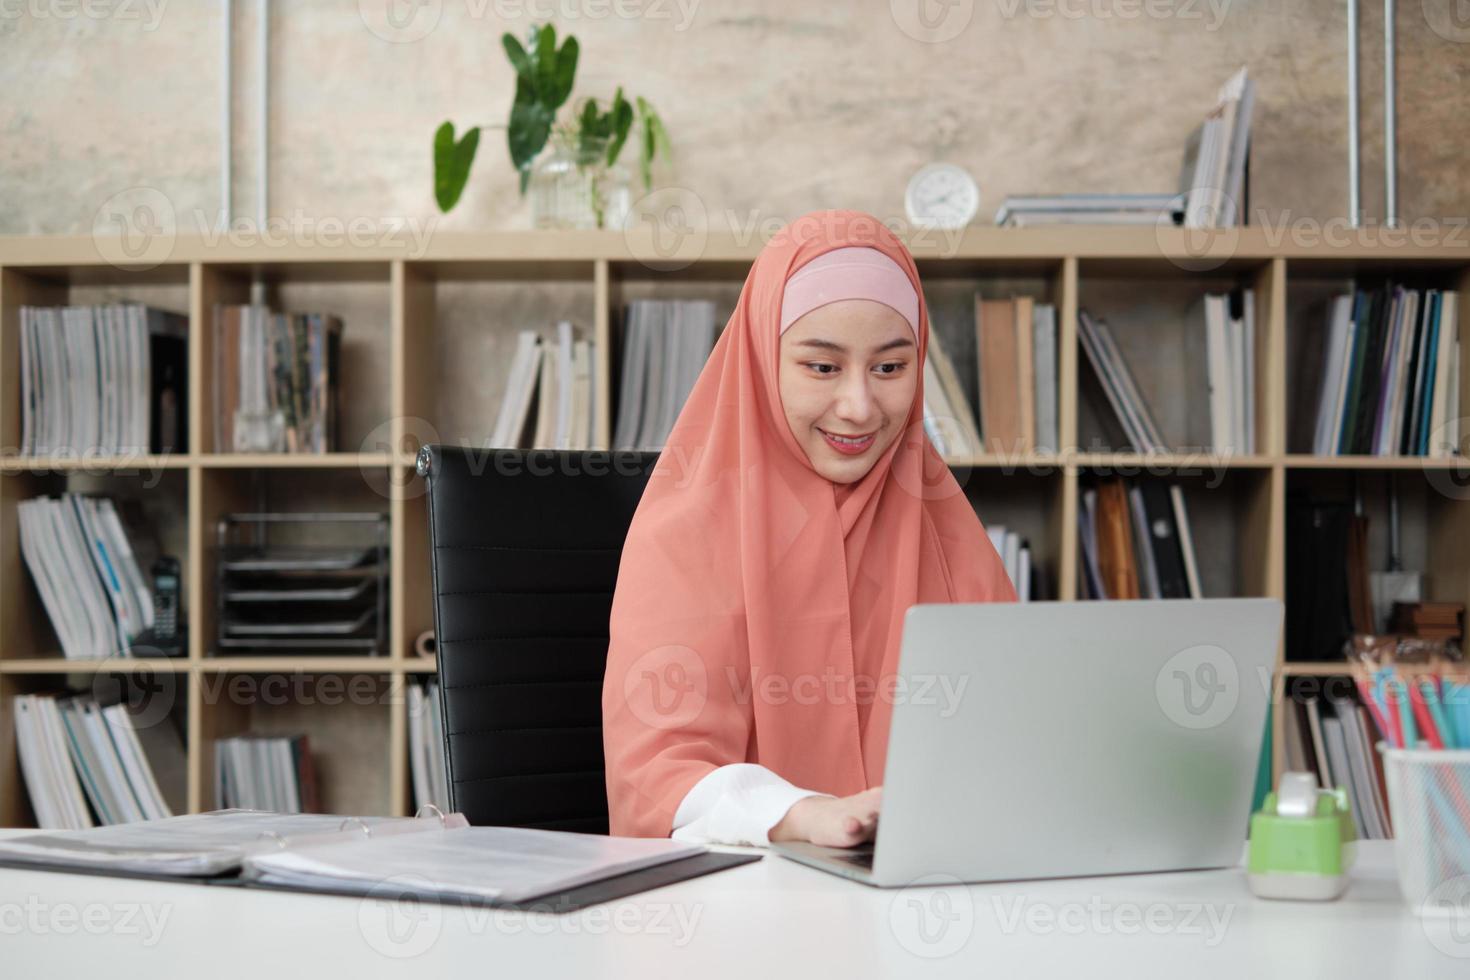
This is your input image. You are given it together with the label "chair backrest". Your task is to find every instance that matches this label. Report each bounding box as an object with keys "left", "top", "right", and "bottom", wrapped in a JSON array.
[{"left": 418, "top": 445, "right": 658, "bottom": 833}]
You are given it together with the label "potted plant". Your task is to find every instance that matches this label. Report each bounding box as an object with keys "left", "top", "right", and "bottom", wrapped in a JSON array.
[{"left": 433, "top": 23, "right": 671, "bottom": 229}]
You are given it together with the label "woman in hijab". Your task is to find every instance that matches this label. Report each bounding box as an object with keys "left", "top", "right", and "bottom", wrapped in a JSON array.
[{"left": 602, "top": 209, "right": 1017, "bottom": 848}]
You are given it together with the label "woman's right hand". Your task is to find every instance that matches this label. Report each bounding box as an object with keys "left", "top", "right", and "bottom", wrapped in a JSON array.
[{"left": 768, "top": 786, "right": 882, "bottom": 848}]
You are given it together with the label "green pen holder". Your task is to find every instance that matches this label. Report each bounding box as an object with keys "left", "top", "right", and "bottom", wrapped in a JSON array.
[{"left": 1247, "top": 776, "right": 1356, "bottom": 901}]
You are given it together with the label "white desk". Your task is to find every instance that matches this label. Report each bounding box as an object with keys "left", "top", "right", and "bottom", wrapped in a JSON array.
[{"left": 0, "top": 832, "right": 1465, "bottom": 978}]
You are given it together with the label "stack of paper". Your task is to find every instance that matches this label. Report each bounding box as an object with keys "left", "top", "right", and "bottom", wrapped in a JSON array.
[
  {"left": 13, "top": 694, "right": 182, "bottom": 830},
  {"left": 18, "top": 303, "right": 187, "bottom": 456},
  {"left": 17, "top": 494, "right": 154, "bottom": 659},
  {"left": 612, "top": 300, "right": 718, "bottom": 451},
  {"left": 242, "top": 825, "right": 706, "bottom": 905},
  {"left": 491, "top": 321, "right": 596, "bottom": 450},
  {"left": 408, "top": 681, "right": 450, "bottom": 814},
  {"left": 0, "top": 810, "right": 439, "bottom": 876}
]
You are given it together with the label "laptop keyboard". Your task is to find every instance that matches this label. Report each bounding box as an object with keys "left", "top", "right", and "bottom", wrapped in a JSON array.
[{"left": 835, "top": 848, "right": 875, "bottom": 869}]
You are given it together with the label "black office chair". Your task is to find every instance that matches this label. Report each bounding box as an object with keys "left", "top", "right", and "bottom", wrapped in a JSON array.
[{"left": 417, "top": 445, "right": 659, "bottom": 833}]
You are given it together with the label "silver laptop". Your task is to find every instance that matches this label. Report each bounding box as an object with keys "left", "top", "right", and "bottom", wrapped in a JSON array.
[{"left": 772, "top": 598, "right": 1283, "bottom": 886}]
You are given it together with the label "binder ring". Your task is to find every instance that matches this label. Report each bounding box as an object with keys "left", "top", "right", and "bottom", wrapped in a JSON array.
[
  {"left": 256, "top": 831, "right": 289, "bottom": 850},
  {"left": 338, "top": 816, "right": 373, "bottom": 838},
  {"left": 415, "top": 804, "right": 447, "bottom": 826}
]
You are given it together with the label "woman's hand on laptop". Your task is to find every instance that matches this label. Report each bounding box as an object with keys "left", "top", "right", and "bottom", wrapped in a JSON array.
[{"left": 768, "top": 786, "right": 882, "bottom": 848}]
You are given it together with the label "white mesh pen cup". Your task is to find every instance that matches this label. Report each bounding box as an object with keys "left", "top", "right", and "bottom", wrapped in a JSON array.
[{"left": 1380, "top": 744, "right": 1470, "bottom": 917}]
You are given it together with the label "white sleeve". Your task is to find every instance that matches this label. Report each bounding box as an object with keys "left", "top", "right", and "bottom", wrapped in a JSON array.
[{"left": 670, "top": 763, "right": 832, "bottom": 846}]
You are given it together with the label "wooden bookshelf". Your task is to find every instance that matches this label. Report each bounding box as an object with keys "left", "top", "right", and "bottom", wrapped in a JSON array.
[{"left": 0, "top": 227, "right": 1467, "bottom": 827}]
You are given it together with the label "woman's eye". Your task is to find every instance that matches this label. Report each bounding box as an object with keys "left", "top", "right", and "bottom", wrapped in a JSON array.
[
  {"left": 875, "top": 362, "right": 905, "bottom": 375},
  {"left": 807, "top": 363, "right": 837, "bottom": 375}
]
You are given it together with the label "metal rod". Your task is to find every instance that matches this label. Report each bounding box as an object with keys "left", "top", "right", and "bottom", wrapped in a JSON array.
[
  {"left": 1348, "top": 0, "right": 1361, "bottom": 227},
  {"left": 1384, "top": 0, "right": 1398, "bottom": 227},
  {"left": 251, "top": 0, "right": 268, "bottom": 307},
  {"left": 220, "top": 0, "right": 231, "bottom": 225}
]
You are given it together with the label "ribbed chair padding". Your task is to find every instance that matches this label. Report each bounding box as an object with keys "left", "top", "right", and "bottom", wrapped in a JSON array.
[{"left": 418, "top": 445, "right": 658, "bottom": 834}]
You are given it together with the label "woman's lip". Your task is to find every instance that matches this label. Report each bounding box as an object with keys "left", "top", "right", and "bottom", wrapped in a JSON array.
[
  {"left": 820, "top": 428, "right": 876, "bottom": 439},
  {"left": 820, "top": 428, "right": 877, "bottom": 454}
]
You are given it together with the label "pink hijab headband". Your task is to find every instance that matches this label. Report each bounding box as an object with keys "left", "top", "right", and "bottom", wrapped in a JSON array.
[{"left": 779, "top": 246, "right": 920, "bottom": 336}]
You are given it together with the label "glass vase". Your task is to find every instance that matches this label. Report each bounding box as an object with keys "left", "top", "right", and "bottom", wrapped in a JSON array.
[{"left": 528, "top": 132, "right": 632, "bottom": 230}]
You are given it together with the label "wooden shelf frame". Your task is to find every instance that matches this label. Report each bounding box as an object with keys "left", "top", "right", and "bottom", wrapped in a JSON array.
[{"left": 0, "top": 229, "right": 1466, "bottom": 826}]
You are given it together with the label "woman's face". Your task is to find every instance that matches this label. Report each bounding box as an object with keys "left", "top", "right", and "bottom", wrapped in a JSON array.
[{"left": 778, "top": 298, "right": 919, "bottom": 484}]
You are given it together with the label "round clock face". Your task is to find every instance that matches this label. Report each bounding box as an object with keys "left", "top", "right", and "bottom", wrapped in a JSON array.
[{"left": 905, "top": 164, "right": 979, "bottom": 230}]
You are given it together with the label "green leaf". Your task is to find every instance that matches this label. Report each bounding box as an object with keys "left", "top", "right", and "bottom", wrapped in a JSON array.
[
  {"left": 507, "top": 92, "right": 554, "bottom": 174},
  {"left": 501, "top": 32, "right": 531, "bottom": 78},
  {"left": 433, "top": 121, "right": 480, "bottom": 213},
  {"left": 549, "top": 36, "right": 578, "bottom": 108},
  {"left": 606, "top": 88, "right": 634, "bottom": 165},
  {"left": 533, "top": 23, "right": 557, "bottom": 100}
]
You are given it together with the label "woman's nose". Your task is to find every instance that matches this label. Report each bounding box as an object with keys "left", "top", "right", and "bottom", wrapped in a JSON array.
[{"left": 833, "top": 372, "right": 877, "bottom": 423}]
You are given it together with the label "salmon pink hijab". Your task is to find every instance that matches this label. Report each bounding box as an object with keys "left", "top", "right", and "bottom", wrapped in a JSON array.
[{"left": 602, "top": 209, "right": 1017, "bottom": 837}]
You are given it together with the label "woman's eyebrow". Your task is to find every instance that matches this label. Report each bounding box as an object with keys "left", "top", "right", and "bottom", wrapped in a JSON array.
[{"left": 793, "top": 337, "right": 916, "bottom": 353}]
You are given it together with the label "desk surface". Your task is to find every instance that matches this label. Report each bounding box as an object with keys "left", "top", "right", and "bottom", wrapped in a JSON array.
[{"left": 0, "top": 832, "right": 1465, "bottom": 978}]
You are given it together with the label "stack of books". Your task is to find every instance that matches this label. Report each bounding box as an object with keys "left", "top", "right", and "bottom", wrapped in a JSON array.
[
  {"left": 213, "top": 304, "right": 343, "bottom": 453},
  {"left": 924, "top": 296, "right": 1058, "bottom": 458},
  {"left": 1078, "top": 292, "right": 1256, "bottom": 454},
  {"left": 214, "top": 734, "right": 318, "bottom": 813},
  {"left": 17, "top": 493, "right": 155, "bottom": 659},
  {"left": 1079, "top": 478, "right": 1201, "bottom": 600},
  {"left": 13, "top": 693, "right": 183, "bottom": 830},
  {"left": 985, "top": 525, "right": 1039, "bottom": 601},
  {"left": 612, "top": 300, "right": 718, "bottom": 451},
  {"left": 1391, "top": 601, "right": 1464, "bottom": 643},
  {"left": 408, "top": 680, "right": 450, "bottom": 814},
  {"left": 995, "top": 194, "right": 1183, "bottom": 227},
  {"left": 1281, "top": 694, "right": 1391, "bottom": 840},
  {"left": 1299, "top": 286, "right": 1462, "bottom": 457},
  {"left": 995, "top": 67, "right": 1254, "bottom": 230},
  {"left": 17, "top": 303, "right": 187, "bottom": 456},
  {"left": 490, "top": 320, "right": 596, "bottom": 450},
  {"left": 1181, "top": 66, "right": 1255, "bottom": 228}
]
